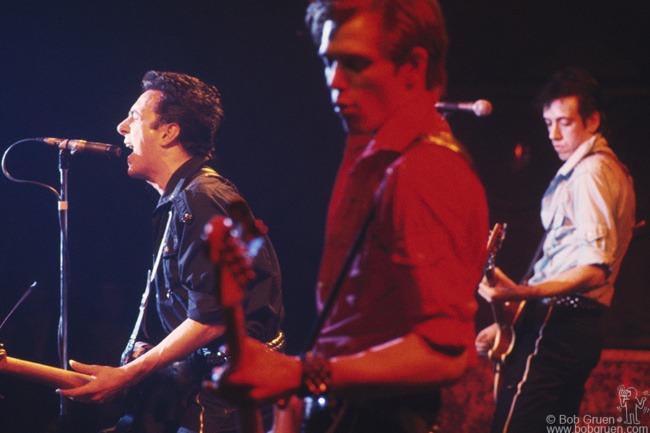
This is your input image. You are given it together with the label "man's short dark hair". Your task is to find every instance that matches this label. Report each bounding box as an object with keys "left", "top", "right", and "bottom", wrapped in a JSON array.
[
  {"left": 305, "top": 0, "right": 448, "bottom": 91},
  {"left": 142, "top": 70, "right": 224, "bottom": 159},
  {"left": 537, "top": 67, "right": 603, "bottom": 127}
]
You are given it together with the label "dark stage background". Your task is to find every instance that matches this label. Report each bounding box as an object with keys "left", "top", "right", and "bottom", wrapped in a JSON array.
[{"left": 1, "top": 1, "right": 648, "bottom": 432}]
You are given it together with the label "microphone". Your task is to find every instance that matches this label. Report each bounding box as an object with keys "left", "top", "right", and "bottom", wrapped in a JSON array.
[
  {"left": 435, "top": 99, "right": 493, "bottom": 117},
  {"left": 39, "top": 137, "right": 122, "bottom": 157}
]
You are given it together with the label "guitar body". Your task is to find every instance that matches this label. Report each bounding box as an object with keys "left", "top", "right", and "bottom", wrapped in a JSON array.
[
  {"left": 487, "top": 300, "right": 526, "bottom": 365},
  {"left": 482, "top": 223, "right": 525, "bottom": 399},
  {"left": 488, "top": 299, "right": 530, "bottom": 400}
]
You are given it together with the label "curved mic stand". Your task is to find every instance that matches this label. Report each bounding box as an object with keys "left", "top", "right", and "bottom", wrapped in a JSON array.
[{"left": 2, "top": 139, "right": 72, "bottom": 418}]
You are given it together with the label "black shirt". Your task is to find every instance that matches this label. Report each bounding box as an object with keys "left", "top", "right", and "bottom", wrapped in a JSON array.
[{"left": 151, "top": 156, "right": 284, "bottom": 345}]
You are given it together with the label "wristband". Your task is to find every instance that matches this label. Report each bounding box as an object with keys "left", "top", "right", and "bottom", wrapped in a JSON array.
[{"left": 299, "top": 351, "right": 332, "bottom": 397}]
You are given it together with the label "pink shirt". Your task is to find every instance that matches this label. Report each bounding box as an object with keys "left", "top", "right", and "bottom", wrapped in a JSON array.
[{"left": 315, "top": 104, "right": 489, "bottom": 358}]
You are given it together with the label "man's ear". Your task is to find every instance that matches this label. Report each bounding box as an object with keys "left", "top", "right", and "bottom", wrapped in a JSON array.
[
  {"left": 400, "top": 46, "right": 429, "bottom": 90},
  {"left": 586, "top": 111, "right": 601, "bottom": 134},
  {"left": 160, "top": 122, "right": 181, "bottom": 145}
]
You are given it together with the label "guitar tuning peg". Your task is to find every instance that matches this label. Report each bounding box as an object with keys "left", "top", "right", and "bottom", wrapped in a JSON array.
[{"left": 254, "top": 219, "right": 268, "bottom": 235}]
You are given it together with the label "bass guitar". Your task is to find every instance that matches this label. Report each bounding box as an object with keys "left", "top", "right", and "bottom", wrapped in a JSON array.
[{"left": 483, "top": 223, "right": 526, "bottom": 399}]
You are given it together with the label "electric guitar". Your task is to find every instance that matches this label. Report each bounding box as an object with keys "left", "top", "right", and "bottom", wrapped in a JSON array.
[
  {"left": 0, "top": 343, "right": 93, "bottom": 389},
  {"left": 203, "top": 200, "right": 268, "bottom": 433},
  {"left": 482, "top": 223, "right": 526, "bottom": 399}
]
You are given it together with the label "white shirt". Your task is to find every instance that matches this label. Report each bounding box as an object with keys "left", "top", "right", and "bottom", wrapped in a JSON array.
[{"left": 529, "top": 134, "right": 636, "bottom": 306}]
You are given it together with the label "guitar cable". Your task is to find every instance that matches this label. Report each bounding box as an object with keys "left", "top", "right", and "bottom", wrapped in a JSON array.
[{"left": 0, "top": 281, "right": 38, "bottom": 334}]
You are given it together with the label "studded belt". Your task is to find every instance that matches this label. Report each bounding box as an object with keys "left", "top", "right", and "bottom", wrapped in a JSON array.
[{"left": 543, "top": 295, "right": 606, "bottom": 311}]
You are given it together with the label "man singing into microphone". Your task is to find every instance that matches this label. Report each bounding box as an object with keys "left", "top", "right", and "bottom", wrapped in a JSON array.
[{"left": 58, "top": 71, "right": 285, "bottom": 433}]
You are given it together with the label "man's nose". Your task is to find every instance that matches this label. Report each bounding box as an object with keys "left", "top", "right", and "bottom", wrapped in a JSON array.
[
  {"left": 326, "top": 62, "right": 347, "bottom": 90},
  {"left": 117, "top": 118, "right": 129, "bottom": 136}
]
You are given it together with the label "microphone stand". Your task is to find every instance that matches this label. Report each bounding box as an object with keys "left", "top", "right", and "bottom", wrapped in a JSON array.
[
  {"left": 58, "top": 149, "right": 70, "bottom": 418},
  {"left": 2, "top": 139, "right": 108, "bottom": 425}
]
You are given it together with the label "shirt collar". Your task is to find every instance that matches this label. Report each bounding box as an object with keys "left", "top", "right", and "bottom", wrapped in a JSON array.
[
  {"left": 156, "top": 156, "right": 208, "bottom": 209},
  {"left": 360, "top": 102, "right": 451, "bottom": 159},
  {"left": 556, "top": 133, "right": 609, "bottom": 178}
]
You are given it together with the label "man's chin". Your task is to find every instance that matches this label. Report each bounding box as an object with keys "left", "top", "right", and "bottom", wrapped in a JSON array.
[
  {"left": 126, "top": 167, "right": 143, "bottom": 180},
  {"left": 342, "top": 120, "right": 374, "bottom": 136}
]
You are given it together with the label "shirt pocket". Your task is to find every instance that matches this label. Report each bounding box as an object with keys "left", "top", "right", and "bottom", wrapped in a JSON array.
[{"left": 576, "top": 222, "right": 606, "bottom": 249}]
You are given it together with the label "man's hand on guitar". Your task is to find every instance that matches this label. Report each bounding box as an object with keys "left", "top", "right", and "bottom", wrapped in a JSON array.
[
  {"left": 478, "top": 267, "right": 524, "bottom": 302},
  {"left": 475, "top": 323, "right": 498, "bottom": 357},
  {"left": 56, "top": 360, "right": 134, "bottom": 404},
  {"left": 205, "top": 335, "right": 301, "bottom": 406}
]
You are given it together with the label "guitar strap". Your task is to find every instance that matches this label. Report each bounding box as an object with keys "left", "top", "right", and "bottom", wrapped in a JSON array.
[
  {"left": 303, "top": 187, "right": 380, "bottom": 352},
  {"left": 520, "top": 229, "right": 548, "bottom": 285},
  {"left": 120, "top": 210, "right": 173, "bottom": 366}
]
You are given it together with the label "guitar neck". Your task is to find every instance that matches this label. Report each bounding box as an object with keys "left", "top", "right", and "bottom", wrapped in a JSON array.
[
  {"left": 222, "top": 307, "right": 264, "bottom": 433},
  {"left": 204, "top": 209, "right": 267, "bottom": 433},
  {"left": 0, "top": 354, "right": 93, "bottom": 389},
  {"left": 485, "top": 267, "right": 496, "bottom": 287}
]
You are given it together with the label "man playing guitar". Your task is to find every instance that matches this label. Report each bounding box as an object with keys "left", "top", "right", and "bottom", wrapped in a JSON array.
[
  {"left": 475, "top": 68, "right": 636, "bottom": 433},
  {"left": 208, "top": 1, "right": 489, "bottom": 433}
]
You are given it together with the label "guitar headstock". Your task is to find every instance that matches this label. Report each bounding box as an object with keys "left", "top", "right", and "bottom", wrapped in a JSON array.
[
  {"left": 485, "top": 223, "right": 507, "bottom": 286},
  {"left": 203, "top": 200, "right": 267, "bottom": 308}
]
